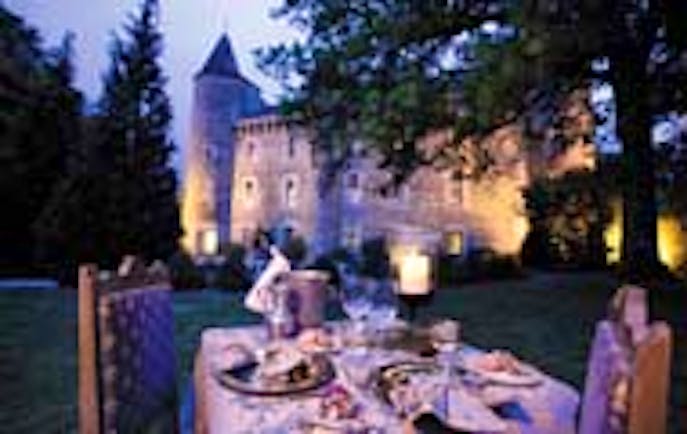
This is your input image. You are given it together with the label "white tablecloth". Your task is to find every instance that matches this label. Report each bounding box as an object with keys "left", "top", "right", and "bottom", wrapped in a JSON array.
[{"left": 193, "top": 324, "right": 580, "bottom": 434}]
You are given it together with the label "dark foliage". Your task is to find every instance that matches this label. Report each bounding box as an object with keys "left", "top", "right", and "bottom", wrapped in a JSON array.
[
  {"left": 168, "top": 251, "right": 205, "bottom": 290},
  {"left": 0, "top": 8, "right": 82, "bottom": 275},
  {"left": 261, "top": 0, "right": 687, "bottom": 279},
  {"left": 306, "top": 254, "right": 342, "bottom": 289},
  {"left": 359, "top": 237, "right": 391, "bottom": 279},
  {"left": 437, "top": 248, "right": 523, "bottom": 286},
  {"left": 34, "top": 0, "right": 180, "bottom": 274},
  {"left": 281, "top": 233, "right": 308, "bottom": 267},
  {"left": 522, "top": 169, "right": 611, "bottom": 270},
  {"left": 213, "top": 243, "right": 251, "bottom": 291}
]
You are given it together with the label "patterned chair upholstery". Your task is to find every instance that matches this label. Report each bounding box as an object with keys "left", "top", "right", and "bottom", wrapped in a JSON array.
[
  {"left": 79, "top": 257, "right": 178, "bottom": 434},
  {"left": 627, "top": 321, "right": 672, "bottom": 434},
  {"left": 608, "top": 285, "right": 649, "bottom": 346},
  {"left": 579, "top": 320, "right": 632, "bottom": 434}
]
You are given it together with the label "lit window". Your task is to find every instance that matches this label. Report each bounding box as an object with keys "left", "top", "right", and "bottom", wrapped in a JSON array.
[
  {"left": 200, "top": 229, "right": 218, "bottom": 255},
  {"left": 446, "top": 232, "right": 464, "bottom": 255}
]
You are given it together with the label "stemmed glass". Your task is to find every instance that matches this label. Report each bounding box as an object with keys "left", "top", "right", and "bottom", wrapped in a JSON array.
[
  {"left": 339, "top": 275, "right": 372, "bottom": 347},
  {"left": 366, "top": 278, "right": 399, "bottom": 343},
  {"left": 430, "top": 320, "right": 461, "bottom": 386}
]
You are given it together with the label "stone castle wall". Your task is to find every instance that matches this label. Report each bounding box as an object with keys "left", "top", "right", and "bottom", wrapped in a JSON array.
[{"left": 181, "top": 74, "right": 263, "bottom": 256}]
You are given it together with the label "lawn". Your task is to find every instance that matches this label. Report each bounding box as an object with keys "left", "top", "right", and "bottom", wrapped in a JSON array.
[{"left": 0, "top": 271, "right": 684, "bottom": 433}]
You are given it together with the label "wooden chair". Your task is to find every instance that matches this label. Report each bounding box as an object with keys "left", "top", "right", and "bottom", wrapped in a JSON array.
[
  {"left": 579, "top": 319, "right": 673, "bottom": 434},
  {"left": 579, "top": 320, "right": 632, "bottom": 434},
  {"left": 79, "top": 256, "right": 178, "bottom": 434},
  {"left": 608, "top": 285, "right": 649, "bottom": 346},
  {"left": 627, "top": 321, "right": 672, "bottom": 434}
]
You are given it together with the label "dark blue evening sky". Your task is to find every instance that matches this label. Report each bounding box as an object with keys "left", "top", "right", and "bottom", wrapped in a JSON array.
[{"left": 5, "top": 0, "right": 303, "bottom": 169}]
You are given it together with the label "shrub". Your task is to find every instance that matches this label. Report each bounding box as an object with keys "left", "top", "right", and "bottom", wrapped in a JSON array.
[
  {"left": 359, "top": 237, "right": 391, "bottom": 279},
  {"left": 306, "top": 254, "right": 342, "bottom": 289},
  {"left": 168, "top": 251, "right": 205, "bottom": 290},
  {"left": 214, "top": 243, "right": 251, "bottom": 291},
  {"left": 437, "top": 248, "right": 523, "bottom": 286},
  {"left": 522, "top": 169, "right": 611, "bottom": 270},
  {"left": 282, "top": 234, "right": 308, "bottom": 267}
]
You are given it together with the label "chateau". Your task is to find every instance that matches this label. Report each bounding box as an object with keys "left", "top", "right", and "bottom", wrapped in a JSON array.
[{"left": 181, "top": 35, "right": 595, "bottom": 263}]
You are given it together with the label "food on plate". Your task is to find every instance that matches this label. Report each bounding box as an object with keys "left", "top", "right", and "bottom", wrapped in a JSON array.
[
  {"left": 254, "top": 344, "right": 313, "bottom": 384},
  {"left": 473, "top": 350, "right": 523, "bottom": 374},
  {"left": 320, "top": 384, "right": 359, "bottom": 420},
  {"left": 219, "top": 343, "right": 255, "bottom": 370},
  {"left": 297, "top": 327, "right": 333, "bottom": 353}
]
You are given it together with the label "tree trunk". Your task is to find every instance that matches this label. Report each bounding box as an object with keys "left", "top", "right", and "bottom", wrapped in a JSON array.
[{"left": 612, "top": 59, "right": 661, "bottom": 281}]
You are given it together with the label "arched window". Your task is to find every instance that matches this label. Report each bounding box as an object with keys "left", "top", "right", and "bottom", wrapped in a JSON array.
[
  {"left": 283, "top": 175, "right": 298, "bottom": 208},
  {"left": 242, "top": 176, "right": 258, "bottom": 207},
  {"left": 287, "top": 137, "right": 296, "bottom": 158}
]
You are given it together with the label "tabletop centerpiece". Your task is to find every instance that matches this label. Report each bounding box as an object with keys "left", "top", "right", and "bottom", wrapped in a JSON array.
[{"left": 397, "top": 249, "right": 433, "bottom": 323}]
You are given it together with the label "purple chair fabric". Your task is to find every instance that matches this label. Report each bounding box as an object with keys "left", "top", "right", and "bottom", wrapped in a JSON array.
[
  {"left": 579, "top": 320, "right": 632, "bottom": 434},
  {"left": 97, "top": 285, "right": 177, "bottom": 433}
]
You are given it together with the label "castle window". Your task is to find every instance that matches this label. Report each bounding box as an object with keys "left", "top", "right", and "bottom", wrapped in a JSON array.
[
  {"left": 447, "top": 180, "right": 463, "bottom": 203},
  {"left": 346, "top": 172, "right": 359, "bottom": 189},
  {"left": 446, "top": 231, "right": 464, "bottom": 256},
  {"left": 288, "top": 137, "right": 296, "bottom": 158},
  {"left": 341, "top": 224, "right": 362, "bottom": 249},
  {"left": 248, "top": 142, "right": 256, "bottom": 158},
  {"left": 345, "top": 171, "right": 363, "bottom": 203},
  {"left": 242, "top": 176, "right": 258, "bottom": 207},
  {"left": 283, "top": 174, "right": 298, "bottom": 208}
]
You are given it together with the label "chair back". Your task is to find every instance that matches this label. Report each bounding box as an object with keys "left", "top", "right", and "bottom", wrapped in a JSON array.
[
  {"left": 78, "top": 256, "right": 177, "bottom": 434},
  {"left": 579, "top": 320, "right": 632, "bottom": 434},
  {"left": 627, "top": 321, "right": 672, "bottom": 434},
  {"left": 608, "top": 285, "right": 649, "bottom": 346}
]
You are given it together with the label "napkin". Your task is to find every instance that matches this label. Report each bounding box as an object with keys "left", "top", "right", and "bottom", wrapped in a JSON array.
[
  {"left": 244, "top": 246, "right": 291, "bottom": 314},
  {"left": 431, "top": 386, "right": 509, "bottom": 432}
]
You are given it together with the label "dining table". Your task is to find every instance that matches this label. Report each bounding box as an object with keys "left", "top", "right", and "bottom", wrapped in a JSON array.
[{"left": 192, "top": 322, "right": 580, "bottom": 434}]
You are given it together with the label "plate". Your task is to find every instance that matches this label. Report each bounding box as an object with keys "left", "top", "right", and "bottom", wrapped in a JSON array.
[
  {"left": 373, "top": 361, "right": 441, "bottom": 404},
  {"left": 215, "top": 353, "right": 335, "bottom": 396},
  {"left": 460, "top": 355, "right": 543, "bottom": 387},
  {"left": 373, "top": 361, "right": 509, "bottom": 432}
]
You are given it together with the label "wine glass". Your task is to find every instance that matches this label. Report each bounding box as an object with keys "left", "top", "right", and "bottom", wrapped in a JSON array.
[
  {"left": 429, "top": 319, "right": 461, "bottom": 386},
  {"left": 366, "top": 278, "right": 399, "bottom": 342},
  {"left": 339, "top": 275, "right": 372, "bottom": 344}
]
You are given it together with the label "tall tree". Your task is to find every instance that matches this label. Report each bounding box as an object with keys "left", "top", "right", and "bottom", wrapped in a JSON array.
[
  {"left": 0, "top": 7, "right": 82, "bottom": 274},
  {"left": 97, "top": 0, "right": 180, "bottom": 263},
  {"left": 260, "top": 0, "right": 687, "bottom": 279},
  {"left": 37, "top": 0, "right": 180, "bottom": 274}
]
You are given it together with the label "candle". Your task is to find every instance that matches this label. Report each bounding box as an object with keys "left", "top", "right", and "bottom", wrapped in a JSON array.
[{"left": 398, "top": 252, "right": 431, "bottom": 295}]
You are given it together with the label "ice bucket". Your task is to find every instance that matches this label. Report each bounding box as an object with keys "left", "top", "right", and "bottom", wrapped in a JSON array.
[{"left": 285, "top": 269, "right": 330, "bottom": 329}]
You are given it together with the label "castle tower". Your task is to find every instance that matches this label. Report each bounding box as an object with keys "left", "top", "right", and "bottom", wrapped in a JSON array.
[{"left": 181, "top": 34, "right": 265, "bottom": 258}]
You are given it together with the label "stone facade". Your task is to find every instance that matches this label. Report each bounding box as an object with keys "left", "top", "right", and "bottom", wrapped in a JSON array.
[
  {"left": 181, "top": 35, "right": 266, "bottom": 257},
  {"left": 181, "top": 35, "right": 595, "bottom": 260}
]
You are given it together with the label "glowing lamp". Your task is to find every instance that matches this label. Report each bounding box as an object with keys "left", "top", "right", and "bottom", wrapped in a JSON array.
[{"left": 398, "top": 251, "right": 431, "bottom": 295}]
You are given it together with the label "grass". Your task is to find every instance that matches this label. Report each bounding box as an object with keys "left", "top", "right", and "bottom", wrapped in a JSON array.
[{"left": 0, "top": 271, "right": 684, "bottom": 433}]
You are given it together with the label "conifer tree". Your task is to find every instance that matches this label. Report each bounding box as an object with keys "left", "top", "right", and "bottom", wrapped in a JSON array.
[{"left": 97, "top": 0, "right": 180, "bottom": 262}]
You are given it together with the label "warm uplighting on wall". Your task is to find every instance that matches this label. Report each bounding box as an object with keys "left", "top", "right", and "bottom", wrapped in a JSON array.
[
  {"left": 604, "top": 200, "right": 686, "bottom": 270},
  {"left": 657, "top": 216, "right": 686, "bottom": 270},
  {"left": 604, "top": 201, "right": 622, "bottom": 264}
]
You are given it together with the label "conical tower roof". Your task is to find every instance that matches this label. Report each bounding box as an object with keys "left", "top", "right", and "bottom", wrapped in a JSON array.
[{"left": 196, "top": 34, "right": 241, "bottom": 77}]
